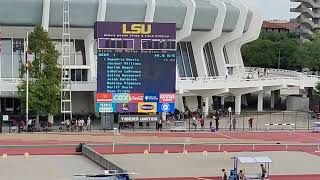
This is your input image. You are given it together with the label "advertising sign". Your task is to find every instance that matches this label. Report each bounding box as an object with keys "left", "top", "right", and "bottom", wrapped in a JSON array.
[
  {"left": 119, "top": 115, "right": 160, "bottom": 122},
  {"left": 95, "top": 21, "right": 176, "bottom": 113}
]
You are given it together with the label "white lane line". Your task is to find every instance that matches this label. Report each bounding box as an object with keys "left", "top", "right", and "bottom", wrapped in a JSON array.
[
  {"left": 290, "top": 131, "right": 320, "bottom": 142},
  {"left": 195, "top": 177, "right": 212, "bottom": 180},
  {"left": 217, "top": 132, "right": 241, "bottom": 141}
]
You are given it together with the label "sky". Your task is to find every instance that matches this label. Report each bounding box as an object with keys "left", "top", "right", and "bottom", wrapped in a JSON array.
[{"left": 253, "top": 0, "right": 300, "bottom": 20}]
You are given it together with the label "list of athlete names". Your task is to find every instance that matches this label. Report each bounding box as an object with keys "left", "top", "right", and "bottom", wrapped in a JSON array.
[{"left": 99, "top": 52, "right": 143, "bottom": 93}]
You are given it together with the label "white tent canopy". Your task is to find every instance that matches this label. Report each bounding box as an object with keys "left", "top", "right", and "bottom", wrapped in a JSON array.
[{"left": 232, "top": 156, "right": 272, "bottom": 164}]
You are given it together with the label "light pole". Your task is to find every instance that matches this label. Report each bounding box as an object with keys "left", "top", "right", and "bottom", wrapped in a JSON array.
[
  {"left": 25, "top": 32, "right": 29, "bottom": 131},
  {"left": 278, "top": 48, "right": 281, "bottom": 69}
]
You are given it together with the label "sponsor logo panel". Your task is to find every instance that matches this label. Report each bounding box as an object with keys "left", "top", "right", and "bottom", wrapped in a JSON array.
[
  {"left": 115, "top": 103, "right": 138, "bottom": 113},
  {"left": 96, "top": 103, "right": 114, "bottom": 113},
  {"left": 96, "top": 93, "right": 113, "bottom": 102},
  {"left": 129, "top": 93, "right": 144, "bottom": 103},
  {"left": 112, "top": 93, "right": 129, "bottom": 103},
  {"left": 138, "top": 102, "right": 157, "bottom": 113},
  {"left": 144, "top": 93, "right": 159, "bottom": 102},
  {"left": 157, "top": 103, "right": 175, "bottom": 112},
  {"left": 159, "top": 93, "right": 176, "bottom": 103}
]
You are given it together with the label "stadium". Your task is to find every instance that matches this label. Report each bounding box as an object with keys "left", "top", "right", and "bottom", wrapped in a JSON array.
[{"left": 0, "top": 0, "right": 317, "bottom": 117}]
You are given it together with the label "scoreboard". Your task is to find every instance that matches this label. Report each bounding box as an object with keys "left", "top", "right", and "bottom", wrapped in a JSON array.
[{"left": 95, "top": 22, "right": 176, "bottom": 113}]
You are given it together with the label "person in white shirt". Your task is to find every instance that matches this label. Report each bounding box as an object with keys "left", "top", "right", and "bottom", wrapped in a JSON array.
[
  {"left": 86, "top": 116, "right": 91, "bottom": 131},
  {"left": 65, "top": 119, "right": 70, "bottom": 131},
  {"left": 27, "top": 119, "right": 33, "bottom": 132},
  {"left": 78, "top": 118, "right": 84, "bottom": 132}
]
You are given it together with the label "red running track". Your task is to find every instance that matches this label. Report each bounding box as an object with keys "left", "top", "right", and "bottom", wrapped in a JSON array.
[
  {"left": 118, "top": 131, "right": 320, "bottom": 143},
  {"left": 136, "top": 174, "right": 320, "bottom": 180}
]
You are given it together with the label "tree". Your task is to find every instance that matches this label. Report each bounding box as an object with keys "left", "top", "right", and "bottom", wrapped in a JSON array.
[
  {"left": 316, "top": 82, "right": 320, "bottom": 96},
  {"left": 241, "top": 31, "right": 307, "bottom": 70},
  {"left": 18, "top": 25, "right": 61, "bottom": 130}
]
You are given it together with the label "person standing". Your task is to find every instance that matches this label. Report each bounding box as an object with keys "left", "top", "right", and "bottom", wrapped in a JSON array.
[
  {"left": 210, "top": 115, "right": 214, "bottom": 129},
  {"left": 78, "top": 118, "right": 84, "bottom": 132},
  {"left": 215, "top": 115, "right": 219, "bottom": 131},
  {"left": 260, "top": 164, "right": 267, "bottom": 180},
  {"left": 27, "top": 119, "right": 33, "bottom": 132},
  {"left": 11, "top": 119, "right": 16, "bottom": 132},
  {"left": 232, "top": 116, "right": 236, "bottom": 131},
  {"left": 86, "top": 116, "right": 91, "bottom": 131},
  {"left": 65, "top": 118, "right": 70, "bottom": 132},
  {"left": 199, "top": 115, "right": 205, "bottom": 130},
  {"left": 248, "top": 116, "right": 254, "bottom": 130},
  {"left": 158, "top": 119, "right": 163, "bottom": 131},
  {"left": 221, "top": 169, "right": 228, "bottom": 180},
  {"left": 192, "top": 116, "right": 197, "bottom": 131}
]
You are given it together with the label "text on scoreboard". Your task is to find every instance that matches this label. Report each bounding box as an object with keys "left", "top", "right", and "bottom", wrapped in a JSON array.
[{"left": 94, "top": 21, "right": 176, "bottom": 113}]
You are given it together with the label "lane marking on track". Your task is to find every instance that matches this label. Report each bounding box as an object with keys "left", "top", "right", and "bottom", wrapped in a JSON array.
[
  {"left": 290, "top": 132, "right": 320, "bottom": 142},
  {"left": 195, "top": 177, "right": 212, "bottom": 180},
  {"left": 217, "top": 132, "right": 240, "bottom": 141}
]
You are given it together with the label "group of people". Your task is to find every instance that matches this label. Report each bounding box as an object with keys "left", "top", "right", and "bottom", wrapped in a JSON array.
[
  {"left": 60, "top": 116, "right": 91, "bottom": 132},
  {"left": 246, "top": 68, "right": 270, "bottom": 79},
  {"left": 222, "top": 164, "right": 267, "bottom": 180},
  {"left": 183, "top": 108, "right": 256, "bottom": 131}
]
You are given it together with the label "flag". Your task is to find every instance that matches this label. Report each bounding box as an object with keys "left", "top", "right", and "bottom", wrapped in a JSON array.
[
  {"left": 0, "top": 31, "right": 2, "bottom": 54},
  {"left": 25, "top": 32, "right": 29, "bottom": 70}
]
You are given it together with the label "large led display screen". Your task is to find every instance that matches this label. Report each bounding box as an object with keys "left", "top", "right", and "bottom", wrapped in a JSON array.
[{"left": 95, "top": 22, "right": 176, "bottom": 113}]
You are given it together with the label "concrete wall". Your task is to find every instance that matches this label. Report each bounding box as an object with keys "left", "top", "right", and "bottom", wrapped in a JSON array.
[
  {"left": 184, "top": 96, "right": 199, "bottom": 111},
  {"left": 286, "top": 96, "right": 310, "bottom": 112},
  {"left": 72, "top": 91, "right": 94, "bottom": 113},
  {"left": 82, "top": 145, "right": 125, "bottom": 173}
]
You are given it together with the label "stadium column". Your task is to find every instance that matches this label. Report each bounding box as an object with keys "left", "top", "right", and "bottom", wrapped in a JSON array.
[
  {"left": 175, "top": 95, "right": 185, "bottom": 112},
  {"left": 84, "top": 30, "right": 95, "bottom": 114},
  {"left": 189, "top": 0, "right": 226, "bottom": 77},
  {"left": 203, "top": 97, "right": 210, "bottom": 116},
  {"left": 270, "top": 90, "right": 280, "bottom": 109},
  {"left": 41, "top": 0, "right": 50, "bottom": 31},
  {"left": 257, "top": 92, "right": 264, "bottom": 112},
  {"left": 144, "top": 0, "right": 156, "bottom": 22},
  {"left": 221, "top": 96, "right": 225, "bottom": 107},
  {"left": 232, "top": 0, "right": 263, "bottom": 76},
  {"left": 176, "top": 0, "right": 196, "bottom": 41},
  {"left": 235, "top": 95, "right": 242, "bottom": 115},
  {"left": 97, "top": 0, "right": 107, "bottom": 21},
  {"left": 212, "top": 0, "right": 248, "bottom": 77}
]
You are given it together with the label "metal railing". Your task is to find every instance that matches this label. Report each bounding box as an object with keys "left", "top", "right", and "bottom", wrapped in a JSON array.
[
  {"left": 178, "top": 111, "right": 317, "bottom": 131},
  {"left": 89, "top": 142, "right": 320, "bottom": 154}
]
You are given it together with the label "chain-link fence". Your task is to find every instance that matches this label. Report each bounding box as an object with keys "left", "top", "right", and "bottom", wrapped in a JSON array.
[
  {"left": 173, "top": 111, "right": 316, "bottom": 131},
  {"left": 0, "top": 111, "right": 318, "bottom": 132}
]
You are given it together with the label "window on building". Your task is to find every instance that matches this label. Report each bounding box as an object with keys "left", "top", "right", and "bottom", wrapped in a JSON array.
[
  {"left": 82, "top": 69, "right": 88, "bottom": 81},
  {"left": 70, "top": 69, "right": 88, "bottom": 82},
  {"left": 176, "top": 42, "right": 197, "bottom": 77},
  {"left": 12, "top": 39, "right": 24, "bottom": 78},
  {"left": 203, "top": 42, "right": 219, "bottom": 76},
  {"left": 186, "top": 42, "right": 198, "bottom": 77},
  {"left": 75, "top": 40, "right": 86, "bottom": 65},
  {"left": 1, "top": 39, "right": 12, "bottom": 78},
  {"left": 54, "top": 39, "right": 86, "bottom": 66},
  {"left": 71, "top": 69, "right": 76, "bottom": 81},
  {"left": 75, "top": 69, "right": 82, "bottom": 81},
  {"left": 176, "top": 44, "right": 186, "bottom": 77},
  {"left": 180, "top": 42, "right": 192, "bottom": 76},
  {"left": 223, "top": 46, "right": 229, "bottom": 64}
]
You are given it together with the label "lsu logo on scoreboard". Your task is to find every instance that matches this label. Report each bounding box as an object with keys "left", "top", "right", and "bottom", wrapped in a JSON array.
[{"left": 122, "top": 24, "right": 152, "bottom": 35}]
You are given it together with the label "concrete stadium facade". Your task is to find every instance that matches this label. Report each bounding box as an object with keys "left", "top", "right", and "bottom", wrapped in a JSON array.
[
  {"left": 0, "top": 0, "right": 317, "bottom": 116},
  {"left": 291, "top": 0, "right": 320, "bottom": 41}
]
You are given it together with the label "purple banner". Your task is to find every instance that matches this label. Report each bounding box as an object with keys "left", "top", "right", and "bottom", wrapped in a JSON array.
[{"left": 95, "top": 21, "right": 176, "bottom": 39}]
